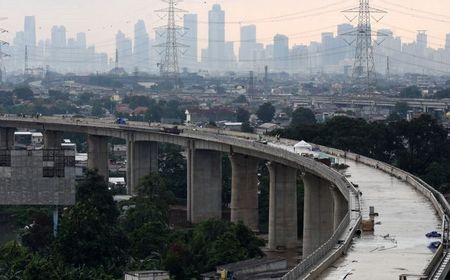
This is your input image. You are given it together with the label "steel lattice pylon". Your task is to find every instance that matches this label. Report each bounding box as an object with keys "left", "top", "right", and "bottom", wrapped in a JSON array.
[
  {"left": 0, "top": 25, "right": 9, "bottom": 83},
  {"left": 155, "top": 0, "right": 187, "bottom": 88},
  {"left": 342, "top": 0, "right": 386, "bottom": 93}
]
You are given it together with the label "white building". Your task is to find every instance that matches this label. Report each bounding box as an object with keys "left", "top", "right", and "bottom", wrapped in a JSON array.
[{"left": 124, "top": 271, "right": 170, "bottom": 280}]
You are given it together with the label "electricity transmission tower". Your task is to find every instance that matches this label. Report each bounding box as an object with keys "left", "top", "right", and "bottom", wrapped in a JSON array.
[
  {"left": 0, "top": 22, "right": 9, "bottom": 83},
  {"left": 155, "top": 0, "right": 188, "bottom": 89},
  {"left": 342, "top": 0, "right": 386, "bottom": 93}
]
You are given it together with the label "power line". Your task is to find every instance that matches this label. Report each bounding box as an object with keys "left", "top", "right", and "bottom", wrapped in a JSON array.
[
  {"left": 342, "top": 0, "right": 386, "bottom": 92},
  {"left": 154, "top": 0, "right": 188, "bottom": 87}
]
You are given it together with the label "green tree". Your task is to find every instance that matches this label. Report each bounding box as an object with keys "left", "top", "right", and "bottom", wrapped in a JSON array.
[
  {"left": 399, "top": 86, "right": 421, "bottom": 98},
  {"left": 55, "top": 171, "right": 127, "bottom": 273},
  {"left": 20, "top": 209, "right": 53, "bottom": 253},
  {"left": 159, "top": 144, "right": 187, "bottom": 202},
  {"left": 0, "top": 91, "right": 14, "bottom": 107},
  {"left": 257, "top": 102, "right": 275, "bottom": 123},
  {"left": 236, "top": 107, "right": 250, "bottom": 123},
  {"left": 122, "top": 173, "right": 173, "bottom": 265},
  {"left": 91, "top": 103, "right": 105, "bottom": 117},
  {"left": 291, "top": 108, "right": 316, "bottom": 127},
  {"left": 13, "top": 87, "right": 34, "bottom": 101},
  {"left": 233, "top": 95, "right": 248, "bottom": 104},
  {"left": 48, "top": 90, "right": 69, "bottom": 101}
]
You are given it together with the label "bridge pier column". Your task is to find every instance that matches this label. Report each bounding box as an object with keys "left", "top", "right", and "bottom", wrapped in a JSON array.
[
  {"left": 43, "top": 130, "right": 64, "bottom": 149},
  {"left": 127, "top": 140, "right": 158, "bottom": 195},
  {"left": 267, "top": 162, "right": 298, "bottom": 250},
  {"left": 331, "top": 186, "right": 348, "bottom": 230},
  {"left": 0, "top": 127, "right": 15, "bottom": 149},
  {"left": 302, "top": 173, "right": 334, "bottom": 257},
  {"left": 187, "top": 148, "right": 222, "bottom": 223},
  {"left": 229, "top": 153, "right": 259, "bottom": 231},
  {"left": 88, "top": 135, "right": 109, "bottom": 180}
]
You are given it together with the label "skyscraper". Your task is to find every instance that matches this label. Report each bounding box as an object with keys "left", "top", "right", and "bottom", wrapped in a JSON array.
[
  {"left": 416, "top": 31, "right": 428, "bottom": 57},
  {"left": 208, "top": 4, "right": 225, "bottom": 70},
  {"left": 24, "top": 16, "right": 36, "bottom": 66},
  {"left": 182, "top": 14, "right": 198, "bottom": 71},
  {"left": 133, "top": 20, "right": 150, "bottom": 71},
  {"left": 321, "top": 32, "right": 335, "bottom": 66},
  {"left": 116, "top": 30, "right": 133, "bottom": 71},
  {"left": 51, "top": 26, "right": 67, "bottom": 71},
  {"left": 446, "top": 34, "right": 450, "bottom": 50},
  {"left": 273, "top": 34, "right": 289, "bottom": 72},
  {"left": 239, "top": 25, "right": 257, "bottom": 70}
]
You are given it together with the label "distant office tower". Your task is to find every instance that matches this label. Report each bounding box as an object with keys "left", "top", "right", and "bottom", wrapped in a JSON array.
[
  {"left": 116, "top": 30, "right": 133, "bottom": 71},
  {"left": 273, "top": 34, "right": 289, "bottom": 72},
  {"left": 446, "top": 34, "right": 450, "bottom": 50},
  {"left": 51, "top": 26, "right": 67, "bottom": 71},
  {"left": 24, "top": 16, "right": 36, "bottom": 66},
  {"left": 76, "top": 32, "right": 87, "bottom": 49},
  {"left": 51, "top": 26, "right": 67, "bottom": 48},
  {"left": 239, "top": 25, "right": 257, "bottom": 70},
  {"left": 153, "top": 27, "right": 166, "bottom": 73},
  {"left": 321, "top": 32, "right": 335, "bottom": 66},
  {"left": 224, "top": 41, "right": 236, "bottom": 70},
  {"left": 208, "top": 4, "right": 225, "bottom": 70},
  {"left": 337, "top": 23, "right": 353, "bottom": 36},
  {"left": 182, "top": 14, "right": 198, "bottom": 71},
  {"left": 416, "top": 31, "right": 427, "bottom": 57},
  {"left": 336, "top": 24, "right": 354, "bottom": 62},
  {"left": 290, "top": 44, "right": 308, "bottom": 73},
  {"left": 133, "top": 20, "right": 150, "bottom": 71}
]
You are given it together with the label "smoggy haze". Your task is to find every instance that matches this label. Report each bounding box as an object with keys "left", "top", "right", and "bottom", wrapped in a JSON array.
[{"left": 1, "top": 0, "right": 450, "bottom": 55}]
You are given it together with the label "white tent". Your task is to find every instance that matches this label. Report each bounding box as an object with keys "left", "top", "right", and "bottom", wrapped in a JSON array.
[{"left": 294, "top": 140, "right": 312, "bottom": 153}]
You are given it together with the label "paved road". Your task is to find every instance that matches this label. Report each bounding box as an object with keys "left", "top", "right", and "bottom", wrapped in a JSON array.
[{"left": 319, "top": 158, "right": 441, "bottom": 279}]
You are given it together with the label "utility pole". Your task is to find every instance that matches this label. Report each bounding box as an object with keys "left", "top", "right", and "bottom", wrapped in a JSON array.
[
  {"left": 155, "top": 0, "right": 188, "bottom": 90},
  {"left": 24, "top": 45, "right": 29, "bottom": 76},
  {"left": 386, "top": 56, "right": 390, "bottom": 81},
  {"left": 342, "top": 0, "right": 386, "bottom": 93},
  {"left": 115, "top": 48, "right": 119, "bottom": 72},
  {"left": 248, "top": 71, "right": 255, "bottom": 97},
  {"left": 264, "top": 65, "right": 269, "bottom": 94}
]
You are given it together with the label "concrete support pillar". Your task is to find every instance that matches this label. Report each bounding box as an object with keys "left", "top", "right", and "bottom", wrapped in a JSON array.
[
  {"left": 187, "top": 148, "right": 222, "bottom": 223},
  {"left": 267, "top": 162, "right": 298, "bottom": 250},
  {"left": 43, "top": 130, "right": 64, "bottom": 149},
  {"left": 331, "top": 186, "right": 348, "bottom": 230},
  {"left": 0, "top": 127, "right": 15, "bottom": 149},
  {"left": 229, "top": 153, "right": 259, "bottom": 231},
  {"left": 87, "top": 135, "right": 109, "bottom": 180},
  {"left": 127, "top": 140, "right": 158, "bottom": 194},
  {"left": 302, "top": 173, "right": 334, "bottom": 257}
]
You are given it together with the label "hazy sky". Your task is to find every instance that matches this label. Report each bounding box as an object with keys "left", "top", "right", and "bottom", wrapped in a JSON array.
[{"left": 1, "top": 0, "right": 450, "bottom": 56}]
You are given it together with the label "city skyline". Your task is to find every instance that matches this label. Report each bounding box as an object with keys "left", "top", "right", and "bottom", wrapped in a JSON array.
[{"left": 1, "top": 0, "right": 450, "bottom": 57}]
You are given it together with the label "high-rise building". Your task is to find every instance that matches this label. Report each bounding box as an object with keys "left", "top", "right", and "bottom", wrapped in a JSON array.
[
  {"left": 224, "top": 41, "right": 236, "bottom": 70},
  {"left": 446, "top": 34, "right": 450, "bottom": 50},
  {"left": 24, "top": 16, "right": 36, "bottom": 66},
  {"left": 239, "top": 25, "right": 257, "bottom": 70},
  {"left": 50, "top": 26, "right": 67, "bottom": 71},
  {"left": 76, "top": 32, "right": 87, "bottom": 49},
  {"left": 208, "top": 4, "right": 225, "bottom": 70},
  {"left": 416, "top": 31, "right": 427, "bottom": 56},
  {"left": 321, "top": 32, "right": 335, "bottom": 66},
  {"left": 116, "top": 30, "right": 133, "bottom": 71},
  {"left": 273, "top": 34, "right": 289, "bottom": 72},
  {"left": 51, "top": 26, "right": 67, "bottom": 48},
  {"left": 182, "top": 14, "right": 198, "bottom": 71},
  {"left": 133, "top": 20, "right": 150, "bottom": 71},
  {"left": 24, "top": 17, "right": 36, "bottom": 45}
]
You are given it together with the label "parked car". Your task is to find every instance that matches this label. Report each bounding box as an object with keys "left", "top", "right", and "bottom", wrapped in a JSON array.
[
  {"left": 425, "top": 231, "right": 442, "bottom": 238},
  {"left": 428, "top": 241, "right": 441, "bottom": 250}
]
